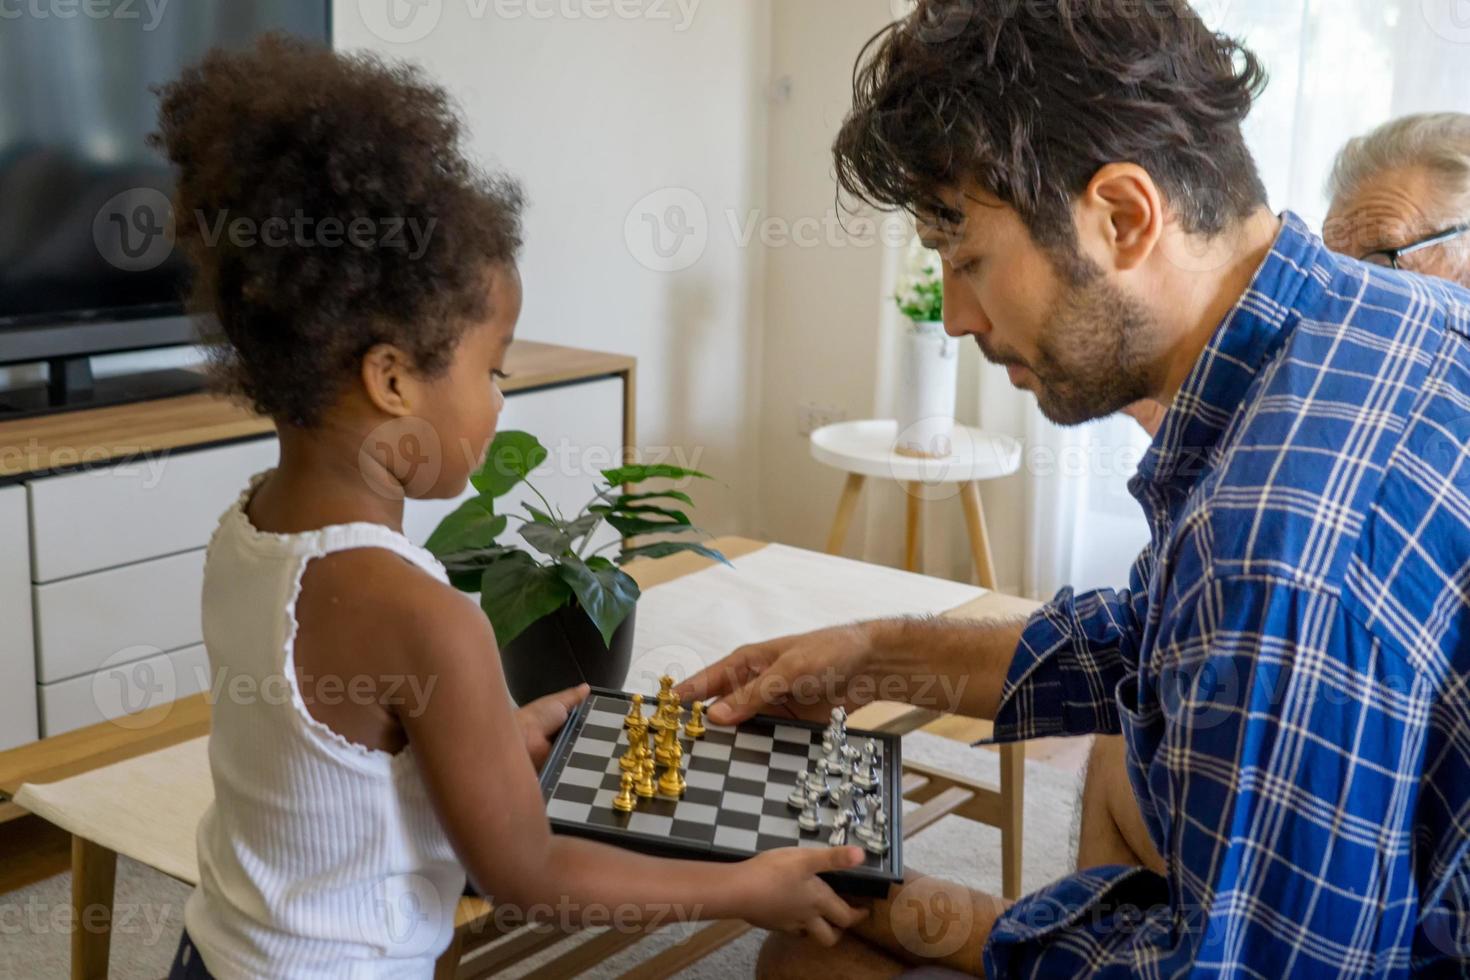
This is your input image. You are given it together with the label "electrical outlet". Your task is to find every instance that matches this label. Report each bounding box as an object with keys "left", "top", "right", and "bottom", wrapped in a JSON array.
[{"left": 798, "top": 401, "right": 848, "bottom": 436}]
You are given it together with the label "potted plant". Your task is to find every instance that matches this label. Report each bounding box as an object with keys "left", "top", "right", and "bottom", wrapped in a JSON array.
[
  {"left": 893, "top": 236, "right": 959, "bottom": 458},
  {"left": 425, "top": 430, "right": 727, "bottom": 705}
]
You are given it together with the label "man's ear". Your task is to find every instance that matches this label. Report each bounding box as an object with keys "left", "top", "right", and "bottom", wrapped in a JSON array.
[
  {"left": 360, "top": 344, "right": 418, "bottom": 417},
  {"left": 1076, "top": 163, "right": 1163, "bottom": 273}
]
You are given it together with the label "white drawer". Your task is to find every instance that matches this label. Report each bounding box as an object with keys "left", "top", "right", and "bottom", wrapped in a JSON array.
[
  {"left": 0, "top": 486, "right": 38, "bottom": 750},
  {"left": 402, "top": 377, "right": 626, "bottom": 550},
  {"left": 34, "top": 549, "right": 205, "bottom": 683},
  {"left": 38, "top": 643, "right": 210, "bottom": 738},
  {"left": 28, "top": 436, "right": 277, "bottom": 582}
]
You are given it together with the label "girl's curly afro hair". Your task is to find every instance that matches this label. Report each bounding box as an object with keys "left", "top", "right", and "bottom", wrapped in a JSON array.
[{"left": 150, "top": 34, "right": 525, "bottom": 427}]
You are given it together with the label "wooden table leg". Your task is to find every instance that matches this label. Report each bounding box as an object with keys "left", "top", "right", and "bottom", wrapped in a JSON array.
[
  {"left": 433, "top": 928, "right": 464, "bottom": 980},
  {"left": 825, "top": 473, "right": 866, "bottom": 556},
  {"left": 959, "top": 481, "right": 999, "bottom": 590},
  {"left": 904, "top": 483, "right": 923, "bottom": 572},
  {"left": 998, "top": 742, "right": 1025, "bottom": 900},
  {"left": 70, "top": 836, "right": 116, "bottom": 980}
]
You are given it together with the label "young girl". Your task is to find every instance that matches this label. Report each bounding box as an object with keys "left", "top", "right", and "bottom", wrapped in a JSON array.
[{"left": 153, "top": 36, "right": 865, "bottom": 979}]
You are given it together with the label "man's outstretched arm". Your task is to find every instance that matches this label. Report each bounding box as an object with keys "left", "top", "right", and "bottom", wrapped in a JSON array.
[{"left": 676, "top": 614, "right": 1028, "bottom": 726}]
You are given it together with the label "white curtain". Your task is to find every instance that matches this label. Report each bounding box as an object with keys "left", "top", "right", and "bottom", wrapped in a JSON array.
[{"left": 865, "top": 0, "right": 1470, "bottom": 600}]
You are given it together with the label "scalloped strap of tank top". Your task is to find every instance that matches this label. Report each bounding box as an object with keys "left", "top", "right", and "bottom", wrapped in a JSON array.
[{"left": 309, "top": 522, "right": 448, "bottom": 583}]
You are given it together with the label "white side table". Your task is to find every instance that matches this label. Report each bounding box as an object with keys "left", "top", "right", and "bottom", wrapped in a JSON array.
[{"left": 811, "top": 420, "right": 1022, "bottom": 588}]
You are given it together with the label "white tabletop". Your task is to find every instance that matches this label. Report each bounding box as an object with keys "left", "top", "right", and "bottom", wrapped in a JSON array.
[{"left": 810, "top": 420, "right": 1022, "bottom": 483}]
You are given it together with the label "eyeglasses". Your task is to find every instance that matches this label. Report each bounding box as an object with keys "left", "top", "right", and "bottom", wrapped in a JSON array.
[{"left": 1362, "top": 224, "right": 1470, "bottom": 270}]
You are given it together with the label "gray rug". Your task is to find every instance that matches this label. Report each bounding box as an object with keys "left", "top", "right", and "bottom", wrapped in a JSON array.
[{"left": 0, "top": 733, "right": 1086, "bottom": 979}]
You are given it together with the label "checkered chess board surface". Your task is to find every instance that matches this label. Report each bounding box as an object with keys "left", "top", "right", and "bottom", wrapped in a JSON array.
[{"left": 539, "top": 693, "right": 901, "bottom": 886}]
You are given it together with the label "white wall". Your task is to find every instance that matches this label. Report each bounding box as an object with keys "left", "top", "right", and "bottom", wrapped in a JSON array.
[
  {"left": 334, "top": 0, "right": 772, "bottom": 536},
  {"left": 752, "top": 0, "right": 1028, "bottom": 593}
]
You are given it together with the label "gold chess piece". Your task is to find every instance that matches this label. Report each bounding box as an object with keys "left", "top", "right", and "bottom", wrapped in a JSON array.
[
  {"left": 612, "top": 772, "right": 636, "bottom": 813},
  {"left": 635, "top": 754, "right": 656, "bottom": 798},
  {"left": 654, "top": 704, "right": 683, "bottom": 765},
  {"left": 657, "top": 738, "right": 686, "bottom": 797},
  {"left": 624, "top": 694, "right": 645, "bottom": 729},
  {"left": 685, "top": 701, "right": 707, "bottom": 739},
  {"left": 620, "top": 721, "right": 647, "bottom": 772}
]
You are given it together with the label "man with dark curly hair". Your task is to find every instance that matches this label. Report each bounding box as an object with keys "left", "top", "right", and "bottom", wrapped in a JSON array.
[{"left": 682, "top": 1, "right": 1470, "bottom": 976}]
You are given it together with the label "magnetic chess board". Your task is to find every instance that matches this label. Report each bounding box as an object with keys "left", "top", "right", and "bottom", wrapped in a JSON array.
[{"left": 539, "top": 689, "right": 903, "bottom": 896}]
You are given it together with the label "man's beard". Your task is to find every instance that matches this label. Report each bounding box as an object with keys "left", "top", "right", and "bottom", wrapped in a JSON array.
[{"left": 981, "top": 253, "right": 1159, "bottom": 426}]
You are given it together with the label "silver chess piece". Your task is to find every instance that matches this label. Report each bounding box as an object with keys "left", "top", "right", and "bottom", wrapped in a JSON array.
[
  {"left": 798, "top": 800, "right": 821, "bottom": 833},
  {"left": 853, "top": 739, "right": 880, "bottom": 790},
  {"left": 863, "top": 802, "right": 889, "bottom": 854},
  {"left": 828, "top": 809, "right": 852, "bottom": 846},
  {"left": 786, "top": 772, "right": 810, "bottom": 810}
]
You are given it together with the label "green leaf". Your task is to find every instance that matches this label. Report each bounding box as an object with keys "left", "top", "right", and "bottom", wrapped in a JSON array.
[
  {"left": 564, "top": 513, "right": 603, "bottom": 545},
  {"left": 522, "top": 503, "right": 556, "bottom": 525},
  {"left": 613, "top": 490, "right": 694, "bottom": 507},
  {"left": 558, "top": 557, "right": 641, "bottom": 648},
  {"left": 601, "top": 463, "right": 711, "bottom": 486},
  {"left": 591, "top": 503, "right": 692, "bottom": 526},
  {"left": 604, "top": 514, "right": 705, "bottom": 539},
  {"left": 519, "top": 521, "right": 573, "bottom": 558},
  {"left": 471, "top": 431, "right": 548, "bottom": 497},
  {"left": 478, "top": 553, "right": 574, "bottom": 649},
  {"left": 437, "top": 546, "right": 514, "bottom": 572},
  {"left": 585, "top": 556, "right": 616, "bottom": 572},
  {"left": 617, "top": 541, "right": 732, "bottom": 567},
  {"left": 424, "top": 498, "right": 506, "bottom": 557}
]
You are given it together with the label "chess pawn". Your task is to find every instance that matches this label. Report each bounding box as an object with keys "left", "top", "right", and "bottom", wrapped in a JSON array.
[
  {"left": 685, "top": 701, "right": 706, "bottom": 739},
  {"left": 786, "top": 772, "right": 810, "bottom": 810},
  {"left": 624, "top": 694, "right": 645, "bottom": 729},
  {"left": 657, "top": 738, "right": 686, "bottom": 797},
  {"left": 797, "top": 801, "right": 821, "bottom": 833},
  {"left": 635, "top": 755, "right": 656, "bottom": 798},
  {"left": 612, "top": 772, "right": 637, "bottom": 813},
  {"left": 866, "top": 805, "right": 889, "bottom": 854}
]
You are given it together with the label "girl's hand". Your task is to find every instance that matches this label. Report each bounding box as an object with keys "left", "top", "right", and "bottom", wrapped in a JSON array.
[
  {"left": 730, "top": 846, "right": 869, "bottom": 945},
  {"left": 516, "top": 684, "right": 589, "bottom": 770}
]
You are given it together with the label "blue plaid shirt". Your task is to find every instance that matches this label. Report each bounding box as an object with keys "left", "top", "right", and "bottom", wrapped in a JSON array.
[{"left": 984, "top": 214, "right": 1470, "bottom": 978}]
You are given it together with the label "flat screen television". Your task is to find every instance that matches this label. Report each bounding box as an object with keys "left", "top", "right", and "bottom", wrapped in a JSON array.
[{"left": 0, "top": 2, "right": 331, "bottom": 418}]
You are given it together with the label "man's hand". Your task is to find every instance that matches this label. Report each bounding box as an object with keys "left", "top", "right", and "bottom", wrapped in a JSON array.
[
  {"left": 517, "top": 684, "right": 589, "bottom": 770},
  {"left": 676, "top": 623, "right": 889, "bottom": 726}
]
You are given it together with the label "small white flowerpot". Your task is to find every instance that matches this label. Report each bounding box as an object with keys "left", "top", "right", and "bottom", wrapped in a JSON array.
[{"left": 894, "top": 320, "right": 959, "bottom": 458}]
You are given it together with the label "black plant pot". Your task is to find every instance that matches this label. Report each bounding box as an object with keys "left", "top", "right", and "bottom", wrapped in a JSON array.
[{"left": 500, "top": 603, "right": 636, "bottom": 706}]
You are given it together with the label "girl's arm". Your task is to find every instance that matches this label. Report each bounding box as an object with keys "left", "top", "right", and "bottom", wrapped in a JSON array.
[{"left": 389, "top": 571, "right": 867, "bottom": 940}]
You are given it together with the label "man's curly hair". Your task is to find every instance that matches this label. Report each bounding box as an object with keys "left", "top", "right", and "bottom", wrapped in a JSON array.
[
  {"left": 833, "top": 0, "right": 1269, "bottom": 254},
  {"left": 151, "top": 34, "right": 524, "bottom": 427}
]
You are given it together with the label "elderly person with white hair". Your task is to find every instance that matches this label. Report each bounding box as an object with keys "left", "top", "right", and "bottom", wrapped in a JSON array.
[
  {"left": 1325, "top": 111, "right": 1470, "bottom": 286},
  {"left": 1126, "top": 111, "right": 1470, "bottom": 437}
]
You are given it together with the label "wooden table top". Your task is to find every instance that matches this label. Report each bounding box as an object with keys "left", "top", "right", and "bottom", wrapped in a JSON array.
[{"left": 0, "top": 339, "right": 635, "bottom": 482}]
